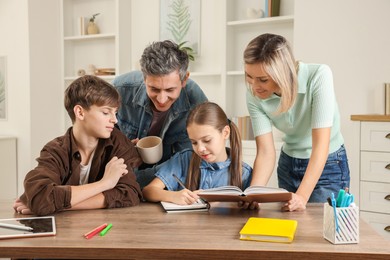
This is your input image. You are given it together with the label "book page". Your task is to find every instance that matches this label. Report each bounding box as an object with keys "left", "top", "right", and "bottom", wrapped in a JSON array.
[
  {"left": 244, "top": 186, "right": 289, "bottom": 195},
  {"left": 198, "top": 186, "right": 243, "bottom": 195}
]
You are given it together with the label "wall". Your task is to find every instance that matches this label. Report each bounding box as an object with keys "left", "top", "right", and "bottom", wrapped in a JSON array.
[
  {"left": 0, "top": 0, "right": 62, "bottom": 195},
  {"left": 2, "top": 0, "right": 390, "bottom": 197},
  {"left": 0, "top": 0, "right": 31, "bottom": 195},
  {"left": 294, "top": 0, "right": 390, "bottom": 202}
]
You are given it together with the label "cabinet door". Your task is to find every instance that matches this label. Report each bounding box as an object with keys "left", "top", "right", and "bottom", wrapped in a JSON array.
[
  {"left": 0, "top": 137, "right": 17, "bottom": 199},
  {"left": 360, "top": 211, "right": 390, "bottom": 241},
  {"left": 361, "top": 122, "right": 390, "bottom": 152},
  {"left": 361, "top": 151, "right": 390, "bottom": 183},
  {"left": 360, "top": 181, "right": 390, "bottom": 214}
]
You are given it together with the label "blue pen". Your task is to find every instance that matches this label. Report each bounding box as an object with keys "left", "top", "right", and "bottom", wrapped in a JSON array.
[
  {"left": 331, "top": 192, "right": 339, "bottom": 233},
  {"left": 340, "top": 193, "right": 351, "bottom": 207}
]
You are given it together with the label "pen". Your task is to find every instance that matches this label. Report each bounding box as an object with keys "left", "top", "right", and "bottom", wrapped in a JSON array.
[
  {"left": 336, "top": 189, "right": 346, "bottom": 207},
  {"left": 172, "top": 174, "right": 186, "bottom": 190},
  {"left": 99, "top": 223, "right": 113, "bottom": 236},
  {"left": 84, "top": 223, "right": 108, "bottom": 239},
  {"left": 331, "top": 192, "right": 339, "bottom": 233},
  {"left": 0, "top": 222, "right": 33, "bottom": 232}
]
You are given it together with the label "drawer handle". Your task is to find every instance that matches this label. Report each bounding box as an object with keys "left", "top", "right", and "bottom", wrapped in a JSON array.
[
  {"left": 385, "top": 195, "right": 390, "bottom": 201},
  {"left": 385, "top": 226, "right": 390, "bottom": 232},
  {"left": 386, "top": 164, "right": 390, "bottom": 170},
  {"left": 386, "top": 133, "right": 390, "bottom": 139}
]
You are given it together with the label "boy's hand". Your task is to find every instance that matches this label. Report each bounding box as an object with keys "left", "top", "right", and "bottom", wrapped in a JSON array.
[
  {"left": 101, "top": 156, "right": 128, "bottom": 190},
  {"left": 172, "top": 189, "right": 200, "bottom": 205},
  {"left": 131, "top": 138, "right": 139, "bottom": 145},
  {"left": 13, "top": 198, "right": 33, "bottom": 215}
]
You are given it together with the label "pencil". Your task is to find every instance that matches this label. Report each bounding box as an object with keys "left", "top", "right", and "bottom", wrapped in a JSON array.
[
  {"left": 0, "top": 222, "right": 33, "bottom": 232},
  {"left": 172, "top": 174, "right": 186, "bottom": 189},
  {"left": 84, "top": 223, "right": 108, "bottom": 239},
  {"left": 99, "top": 223, "right": 113, "bottom": 236}
]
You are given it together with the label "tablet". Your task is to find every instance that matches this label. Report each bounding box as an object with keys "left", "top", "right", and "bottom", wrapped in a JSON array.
[{"left": 0, "top": 216, "right": 56, "bottom": 239}]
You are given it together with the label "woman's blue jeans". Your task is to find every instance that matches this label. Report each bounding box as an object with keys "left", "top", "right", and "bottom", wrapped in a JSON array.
[{"left": 277, "top": 145, "right": 350, "bottom": 202}]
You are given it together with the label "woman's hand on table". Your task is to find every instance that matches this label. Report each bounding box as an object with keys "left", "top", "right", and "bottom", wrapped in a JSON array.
[{"left": 281, "top": 193, "right": 307, "bottom": 211}]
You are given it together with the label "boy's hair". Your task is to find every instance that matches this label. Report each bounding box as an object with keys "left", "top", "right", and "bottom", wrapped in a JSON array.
[
  {"left": 140, "top": 40, "right": 189, "bottom": 82},
  {"left": 185, "top": 102, "right": 243, "bottom": 191},
  {"left": 243, "top": 33, "right": 298, "bottom": 114},
  {"left": 64, "top": 75, "right": 121, "bottom": 123}
]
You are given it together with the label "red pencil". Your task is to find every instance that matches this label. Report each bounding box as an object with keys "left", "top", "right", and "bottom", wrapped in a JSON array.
[{"left": 84, "top": 223, "right": 108, "bottom": 239}]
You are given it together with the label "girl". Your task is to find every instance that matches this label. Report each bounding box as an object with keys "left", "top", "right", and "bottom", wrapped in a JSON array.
[
  {"left": 243, "top": 33, "right": 350, "bottom": 211},
  {"left": 143, "top": 102, "right": 252, "bottom": 205}
]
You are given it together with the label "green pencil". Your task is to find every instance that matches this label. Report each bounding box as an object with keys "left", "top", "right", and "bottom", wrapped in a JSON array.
[{"left": 99, "top": 223, "right": 112, "bottom": 236}]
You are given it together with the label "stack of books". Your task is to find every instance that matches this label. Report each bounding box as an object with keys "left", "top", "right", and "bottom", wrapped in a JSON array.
[{"left": 231, "top": 116, "right": 254, "bottom": 140}]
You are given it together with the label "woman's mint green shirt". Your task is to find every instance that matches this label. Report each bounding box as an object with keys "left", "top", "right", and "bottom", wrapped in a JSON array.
[{"left": 246, "top": 62, "right": 344, "bottom": 159}]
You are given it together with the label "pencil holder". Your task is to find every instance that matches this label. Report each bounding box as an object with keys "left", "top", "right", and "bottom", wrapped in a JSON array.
[{"left": 323, "top": 203, "right": 359, "bottom": 244}]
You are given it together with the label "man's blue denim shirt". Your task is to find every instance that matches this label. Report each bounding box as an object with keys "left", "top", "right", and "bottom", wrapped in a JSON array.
[{"left": 112, "top": 71, "right": 207, "bottom": 187}]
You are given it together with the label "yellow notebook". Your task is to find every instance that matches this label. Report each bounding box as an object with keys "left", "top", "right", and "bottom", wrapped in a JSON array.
[{"left": 239, "top": 217, "right": 298, "bottom": 243}]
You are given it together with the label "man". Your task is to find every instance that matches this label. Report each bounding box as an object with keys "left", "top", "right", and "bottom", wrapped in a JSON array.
[{"left": 112, "top": 40, "right": 207, "bottom": 188}]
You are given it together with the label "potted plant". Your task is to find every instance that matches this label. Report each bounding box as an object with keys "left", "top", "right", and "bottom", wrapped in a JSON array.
[
  {"left": 178, "top": 41, "right": 195, "bottom": 62},
  {"left": 87, "top": 13, "right": 100, "bottom": 35}
]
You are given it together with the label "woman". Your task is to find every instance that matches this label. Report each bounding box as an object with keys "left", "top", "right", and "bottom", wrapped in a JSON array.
[{"left": 244, "top": 33, "right": 350, "bottom": 211}]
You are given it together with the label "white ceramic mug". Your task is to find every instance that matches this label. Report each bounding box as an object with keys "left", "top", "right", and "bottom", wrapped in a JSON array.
[{"left": 136, "top": 136, "right": 163, "bottom": 164}]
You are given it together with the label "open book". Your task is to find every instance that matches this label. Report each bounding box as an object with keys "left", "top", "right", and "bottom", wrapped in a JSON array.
[
  {"left": 198, "top": 185, "right": 292, "bottom": 203},
  {"left": 160, "top": 200, "right": 210, "bottom": 213}
]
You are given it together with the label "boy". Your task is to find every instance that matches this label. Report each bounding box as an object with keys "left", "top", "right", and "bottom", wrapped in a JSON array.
[{"left": 13, "top": 75, "right": 143, "bottom": 216}]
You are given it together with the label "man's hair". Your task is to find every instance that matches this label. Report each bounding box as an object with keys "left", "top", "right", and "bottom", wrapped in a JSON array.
[
  {"left": 64, "top": 75, "right": 121, "bottom": 123},
  {"left": 140, "top": 40, "right": 189, "bottom": 81}
]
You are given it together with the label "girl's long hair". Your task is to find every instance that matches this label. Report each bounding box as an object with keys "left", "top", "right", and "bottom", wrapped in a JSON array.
[{"left": 185, "top": 102, "right": 243, "bottom": 190}]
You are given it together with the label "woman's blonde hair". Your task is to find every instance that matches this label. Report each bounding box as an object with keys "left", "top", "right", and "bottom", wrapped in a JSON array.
[{"left": 244, "top": 33, "right": 298, "bottom": 114}]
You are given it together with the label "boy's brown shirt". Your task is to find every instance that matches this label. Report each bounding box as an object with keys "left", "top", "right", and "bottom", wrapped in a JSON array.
[{"left": 20, "top": 127, "right": 142, "bottom": 215}]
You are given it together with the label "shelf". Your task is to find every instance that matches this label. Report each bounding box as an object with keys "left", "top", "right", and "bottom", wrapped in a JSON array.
[
  {"left": 64, "top": 75, "right": 115, "bottom": 81},
  {"left": 227, "top": 71, "right": 244, "bottom": 76},
  {"left": 227, "top": 15, "right": 294, "bottom": 27},
  {"left": 190, "top": 72, "right": 221, "bottom": 77},
  {"left": 64, "top": 33, "right": 115, "bottom": 41}
]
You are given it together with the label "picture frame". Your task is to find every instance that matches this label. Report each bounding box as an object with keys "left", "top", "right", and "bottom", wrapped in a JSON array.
[
  {"left": 0, "top": 56, "right": 7, "bottom": 120},
  {"left": 160, "top": 0, "right": 201, "bottom": 55}
]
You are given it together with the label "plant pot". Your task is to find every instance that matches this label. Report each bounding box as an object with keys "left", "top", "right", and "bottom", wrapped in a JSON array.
[{"left": 87, "top": 22, "right": 99, "bottom": 35}]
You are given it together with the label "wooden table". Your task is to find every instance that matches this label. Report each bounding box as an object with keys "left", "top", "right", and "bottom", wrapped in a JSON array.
[{"left": 0, "top": 200, "right": 389, "bottom": 259}]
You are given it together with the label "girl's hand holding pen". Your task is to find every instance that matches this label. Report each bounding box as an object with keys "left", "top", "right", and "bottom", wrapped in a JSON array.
[{"left": 172, "top": 189, "right": 200, "bottom": 205}]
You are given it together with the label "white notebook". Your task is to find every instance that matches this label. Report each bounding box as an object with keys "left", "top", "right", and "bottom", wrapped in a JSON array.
[{"left": 160, "top": 200, "right": 210, "bottom": 213}]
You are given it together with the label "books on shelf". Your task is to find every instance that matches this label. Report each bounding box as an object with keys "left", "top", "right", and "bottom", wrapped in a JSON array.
[
  {"left": 264, "top": 0, "right": 281, "bottom": 18},
  {"left": 160, "top": 200, "right": 210, "bottom": 213},
  {"left": 231, "top": 116, "right": 254, "bottom": 140},
  {"left": 198, "top": 185, "right": 292, "bottom": 203},
  {"left": 239, "top": 217, "right": 298, "bottom": 243}
]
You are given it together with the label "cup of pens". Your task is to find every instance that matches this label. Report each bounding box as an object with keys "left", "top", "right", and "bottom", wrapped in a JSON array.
[{"left": 323, "top": 188, "right": 359, "bottom": 244}]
